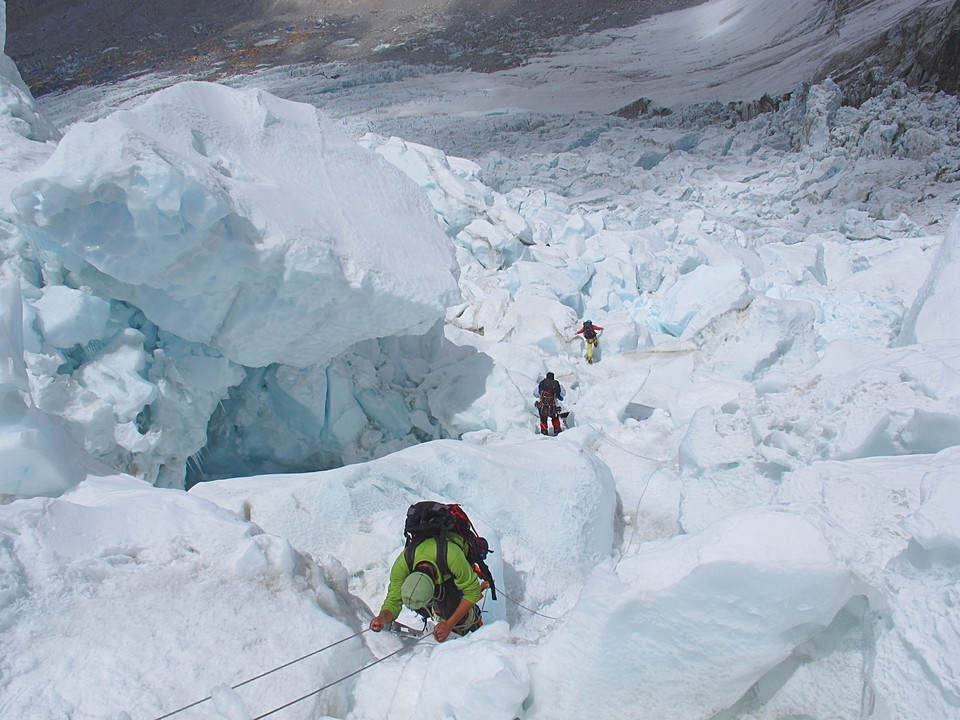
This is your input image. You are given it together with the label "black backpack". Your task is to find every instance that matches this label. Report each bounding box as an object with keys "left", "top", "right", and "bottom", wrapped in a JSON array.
[
  {"left": 582, "top": 323, "right": 597, "bottom": 340},
  {"left": 538, "top": 377, "right": 560, "bottom": 407},
  {"left": 403, "top": 501, "right": 497, "bottom": 600}
]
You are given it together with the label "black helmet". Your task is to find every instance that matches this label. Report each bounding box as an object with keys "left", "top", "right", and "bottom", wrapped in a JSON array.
[
  {"left": 546, "top": 371, "right": 555, "bottom": 379},
  {"left": 584, "top": 320, "right": 592, "bottom": 325}
]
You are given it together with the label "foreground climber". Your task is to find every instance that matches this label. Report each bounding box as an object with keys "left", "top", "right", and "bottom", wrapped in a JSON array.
[
  {"left": 370, "top": 502, "right": 494, "bottom": 642},
  {"left": 535, "top": 371, "right": 565, "bottom": 436}
]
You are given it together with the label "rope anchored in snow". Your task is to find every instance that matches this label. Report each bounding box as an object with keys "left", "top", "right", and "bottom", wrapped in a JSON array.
[
  {"left": 585, "top": 424, "right": 676, "bottom": 566},
  {"left": 153, "top": 627, "right": 378, "bottom": 720},
  {"left": 251, "top": 634, "right": 432, "bottom": 719},
  {"left": 588, "top": 422, "right": 672, "bottom": 464},
  {"left": 499, "top": 590, "right": 558, "bottom": 620}
]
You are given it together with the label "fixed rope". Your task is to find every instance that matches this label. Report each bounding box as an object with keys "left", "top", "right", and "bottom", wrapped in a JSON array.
[
  {"left": 503, "top": 367, "right": 536, "bottom": 410},
  {"left": 616, "top": 467, "right": 658, "bottom": 566},
  {"left": 499, "top": 589, "right": 557, "bottom": 620},
  {"left": 153, "top": 628, "right": 371, "bottom": 720},
  {"left": 251, "top": 633, "right": 432, "bottom": 719},
  {"left": 584, "top": 424, "right": 669, "bottom": 565},
  {"left": 588, "top": 422, "right": 672, "bottom": 464},
  {"left": 588, "top": 422, "right": 684, "bottom": 566}
]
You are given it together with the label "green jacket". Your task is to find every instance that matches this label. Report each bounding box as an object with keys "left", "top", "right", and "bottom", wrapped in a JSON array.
[{"left": 381, "top": 534, "right": 482, "bottom": 618}]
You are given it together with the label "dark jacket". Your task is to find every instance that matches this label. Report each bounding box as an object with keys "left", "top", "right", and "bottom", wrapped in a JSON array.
[{"left": 536, "top": 377, "right": 564, "bottom": 403}]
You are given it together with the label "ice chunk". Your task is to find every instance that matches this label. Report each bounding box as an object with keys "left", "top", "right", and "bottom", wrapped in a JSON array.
[
  {"left": 31, "top": 285, "right": 112, "bottom": 349},
  {"left": 0, "top": 9, "right": 59, "bottom": 145},
  {"left": 191, "top": 438, "right": 618, "bottom": 625},
  {"left": 0, "top": 280, "right": 112, "bottom": 499},
  {"left": 904, "top": 455, "right": 960, "bottom": 552},
  {"left": 531, "top": 509, "right": 855, "bottom": 719},
  {"left": 656, "top": 263, "right": 751, "bottom": 338},
  {"left": 12, "top": 82, "right": 460, "bottom": 368},
  {"left": 899, "top": 209, "right": 960, "bottom": 345}
]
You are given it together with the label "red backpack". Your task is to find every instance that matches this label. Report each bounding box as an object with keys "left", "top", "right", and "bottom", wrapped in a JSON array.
[{"left": 403, "top": 501, "right": 497, "bottom": 600}]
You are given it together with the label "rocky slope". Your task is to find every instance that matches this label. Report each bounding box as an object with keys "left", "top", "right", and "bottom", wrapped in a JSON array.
[
  {"left": 5, "top": 0, "right": 959, "bottom": 111},
  {"left": 5, "top": 0, "right": 703, "bottom": 95}
]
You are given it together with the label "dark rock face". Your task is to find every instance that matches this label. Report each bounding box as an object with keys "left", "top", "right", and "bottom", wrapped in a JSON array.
[
  {"left": 914, "top": 1, "right": 960, "bottom": 95},
  {"left": 5, "top": 0, "right": 264, "bottom": 95},
  {"left": 613, "top": 0, "right": 960, "bottom": 125},
  {"left": 819, "top": 0, "right": 960, "bottom": 100},
  {"left": 4, "top": 0, "right": 706, "bottom": 96},
  {"left": 6, "top": 0, "right": 959, "bottom": 102}
]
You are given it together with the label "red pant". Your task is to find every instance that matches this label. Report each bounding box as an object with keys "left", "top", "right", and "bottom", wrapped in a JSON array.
[{"left": 539, "top": 406, "right": 561, "bottom": 434}]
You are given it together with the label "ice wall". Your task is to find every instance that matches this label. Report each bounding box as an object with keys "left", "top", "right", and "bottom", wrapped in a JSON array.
[
  {"left": 899, "top": 208, "right": 960, "bottom": 345},
  {"left": 191, "top": 437, "right": 618, "bottom": 627},
  {"left": 0, "top": 279, "right": 112, "bottom": 499},
  {"left": 12, "top": 81, "right": 460, "bottom": 369},
  {"left": 3, "top": 80, "right": 468, "bottom": 492}
]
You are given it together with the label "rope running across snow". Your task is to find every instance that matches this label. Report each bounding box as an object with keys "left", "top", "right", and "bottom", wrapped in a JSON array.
[
  {"left": 250, "top": 634, "right": 433, "bottom": 719},
  {"left": 499, "top": 589, "right": 558, "bottom": 620},
  {"left": 153, "top": 628, "right": 374, "bottom": 720}
]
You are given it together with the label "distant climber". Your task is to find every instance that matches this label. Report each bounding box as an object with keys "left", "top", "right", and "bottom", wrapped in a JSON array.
[
  {"left": 576, "top": 320, "right": 604, "bottom": 363},
  {"left": 535, "top": 371, "right": 564, "bottom": 436},
  {"left": 369, "top": 502, "right": 491, "bottom": 642}
]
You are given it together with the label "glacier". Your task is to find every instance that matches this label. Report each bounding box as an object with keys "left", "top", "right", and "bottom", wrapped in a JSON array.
[{"left": 2, "top": 0, "right": 960, "bottom": 718}]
